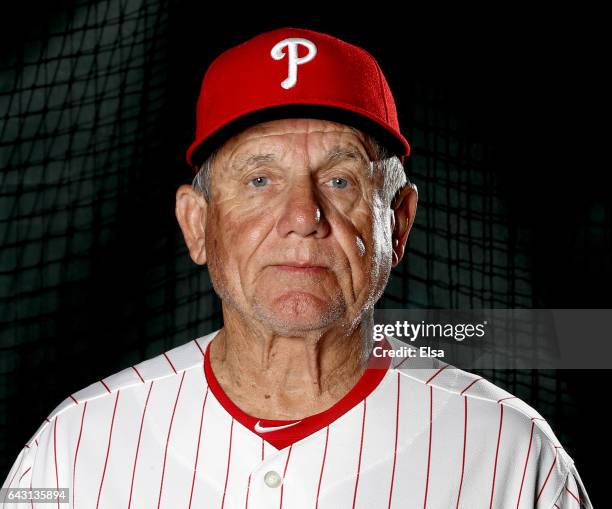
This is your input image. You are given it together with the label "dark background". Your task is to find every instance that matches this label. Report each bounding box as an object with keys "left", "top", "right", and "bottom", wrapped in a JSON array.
[{"left": 1, "top": 1, "right": 609, "bottom": 505}]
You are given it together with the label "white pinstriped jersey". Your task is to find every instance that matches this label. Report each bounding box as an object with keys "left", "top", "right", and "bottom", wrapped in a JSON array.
[{"left": 3, "top": 329, "right": 592, "bottom": 508}]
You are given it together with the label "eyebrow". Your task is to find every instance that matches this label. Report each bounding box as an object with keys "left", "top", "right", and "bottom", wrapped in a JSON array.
[
  {"left": 231, "top": 153, "right": 277, "bottom": 174},
  {"left": 323, "top": 145, "right": 369, "bottom": 170},
  {"left": 230, "top": 144, "right": 369, "bottom": 174}
]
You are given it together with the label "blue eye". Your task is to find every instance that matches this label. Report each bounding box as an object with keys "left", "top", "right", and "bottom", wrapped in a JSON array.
[
  {"left": 250, "top": 176, "right": 268, "bottom": 187},
  {"left": 330, "top": 177, "right": 348, "bottom": 189}
]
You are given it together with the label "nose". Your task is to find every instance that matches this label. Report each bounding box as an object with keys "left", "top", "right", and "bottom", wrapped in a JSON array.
[{"left": 276, "top": 177, "right": 330, "bottom": 238}]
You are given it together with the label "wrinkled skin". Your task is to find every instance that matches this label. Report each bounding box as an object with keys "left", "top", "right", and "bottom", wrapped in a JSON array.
[{"left": 176, "top": 118, "right": 417, "bottom": 419}]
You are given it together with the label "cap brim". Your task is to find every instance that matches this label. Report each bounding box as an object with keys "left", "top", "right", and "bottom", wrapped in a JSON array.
[{"left": 187, "top": 104, "right": 410, "bottom": 169}]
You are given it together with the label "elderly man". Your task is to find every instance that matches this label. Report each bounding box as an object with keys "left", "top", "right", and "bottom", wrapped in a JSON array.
[{"left": 3, "top": 28, "right": 591, "bottom": 508}]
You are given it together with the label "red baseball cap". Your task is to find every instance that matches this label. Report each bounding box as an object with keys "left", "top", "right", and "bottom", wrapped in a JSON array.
[{"left": 186, "top": 27, "right": 410, "bottom": 169}]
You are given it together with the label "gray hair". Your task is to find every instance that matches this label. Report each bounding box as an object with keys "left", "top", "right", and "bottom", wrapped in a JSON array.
[
  {"left": 192, "top": 133, "right": 410, "bottom": 205},
  {"left": 364, "top": 135, "right": 411, "bottom": 206}
]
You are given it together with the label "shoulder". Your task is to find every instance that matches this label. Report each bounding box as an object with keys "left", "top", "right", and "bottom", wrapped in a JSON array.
[
  {"left": 2, "top": 330, "right": 219, "bottom": 489},
  {"left": 385, "top": 335, "right": 578, "bottom": 476},
  {"left": 383, "top": 335, "right": 591, "bottom": 506},
  {"left": 385, "top": 335, "right": 560, "bottom": 438},
  {"left": 21, "top": 329, "right": 220, "bottom": 449}
]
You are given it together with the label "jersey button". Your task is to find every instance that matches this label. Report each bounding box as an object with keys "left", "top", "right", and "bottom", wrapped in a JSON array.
[{"left": 264, "top": 470, "right": 282, "bottom": 488}]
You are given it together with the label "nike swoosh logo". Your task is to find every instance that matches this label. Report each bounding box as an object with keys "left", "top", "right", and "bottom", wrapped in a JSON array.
[{"left": 254, "top": 420, "right": 302, "bottom": 433}]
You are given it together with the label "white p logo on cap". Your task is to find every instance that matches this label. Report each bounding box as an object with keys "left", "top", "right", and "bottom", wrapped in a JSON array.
[{"left": 270, "top": 38, "right": 317, "bottom": 90}]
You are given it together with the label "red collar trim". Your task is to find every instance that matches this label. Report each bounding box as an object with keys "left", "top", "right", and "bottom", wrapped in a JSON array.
[{"left": 203, "top": 337, "right": 392, "bottom": 449}]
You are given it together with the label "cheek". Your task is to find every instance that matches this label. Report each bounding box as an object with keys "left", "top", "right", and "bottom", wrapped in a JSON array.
[
  {"left": 329, "top": 210, "right": 375, "bottom": 283},
  {"left": 341, "top": 206, "right": 392, "bottom": 289},
  {"left": 207, "top": 202, "right": 275, "bottom": 274}
]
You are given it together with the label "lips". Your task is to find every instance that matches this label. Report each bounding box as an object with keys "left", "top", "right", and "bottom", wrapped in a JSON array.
[{"left": 271, "top": 262, "right": 328, "bottom": 274}]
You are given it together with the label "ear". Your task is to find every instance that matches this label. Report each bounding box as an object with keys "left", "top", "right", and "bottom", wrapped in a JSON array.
[
  {"left": 175, "top": 184, "right": 208, "bottom": 265},
  {"left": 390, "top": 182, "right": 418, "bottom": 267}
]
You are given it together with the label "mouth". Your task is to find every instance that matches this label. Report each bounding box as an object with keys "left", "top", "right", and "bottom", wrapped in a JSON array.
[{"left": 271, "top": 263, "right": 329, "bottom": 275}]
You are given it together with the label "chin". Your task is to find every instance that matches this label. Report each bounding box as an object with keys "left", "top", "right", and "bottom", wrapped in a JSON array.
[{"left": 254, "top": 291, "right": 346, "bottom": 333}]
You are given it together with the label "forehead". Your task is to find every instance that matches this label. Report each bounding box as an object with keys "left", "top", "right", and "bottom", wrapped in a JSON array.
[{"left": 219, "top": 118, "right": 370, "bottom": 157}]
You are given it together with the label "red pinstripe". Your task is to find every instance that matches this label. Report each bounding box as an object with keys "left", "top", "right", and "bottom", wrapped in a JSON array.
[
  {"left": 24, "top": 440, "right": 38, "bottom": 509},
  {"left": 131, "top": 366, "right": 145, "bottom": 383},
  {"left": 394, "top": 355, "right": 409, "bottom": 369},
  {"left": 69, "top": 394, "right": 79, "bottom": 405},
  {"left": 497, "top": 396, "right": 517, "bottom": 404},
  {"left": 220, "top": 418, "right": 235, "bottom": 509},
  {"left": 100, "top": 380, "right": 111, "bottom": 393},
  {"left": 128, "top": 381, "right": 155, "bottom": 509},
  {"left": 261, "top": 437, "right": 265, "bottom": 461},
  {"left": 18, "top": 467, "right": 31, "bottom": 483},
  {"left": 193, "top": 338, "right": 205, "bottom": 357},
  {"left": 188, "top": 386, "right": 210, "bottom": 509},
  {"left": 279, "top": 444, "right": 293, "bottom": 509},
  {"left": 554, "top": 505, "right": 560, "bottom": 509},
  {"left": 6, "top": 447, "right": 25, "bottom": 488},
  {"left": 163, "top": 352, "right": 177, "bottom": 374},
  {"left": 460, "top": 377, "right": 483, "bottom": 395},
  {"left": 423, "top": 386, "right": 433, "bottom": 509},
  {"left": 72, "top": 401, "right": 88, "bottom": 509},
  {"left": 489, "top": 404, "right": 504, "bottom": 509},
  {"left": 53, "top": 417, "right": 59, "bottom": 509},
  {"left": 426, "top": 365, "right": 449, "bottom": 384},
  {"left": 245, "top": 473, "right": 252, "bottom": 509},
  {"left": 387, "top": 373, "right": 401, "bottom": 509},
  {"left": 455, "top": 396, "right": 468, "bottom": 509},
  {"left": 515, "top": 421, "right": 535, "bottom": 509},
  {"left": 536, "top": 454, "right": 557, "bottom": 502},
  {"left": 565, "top": 486, "right": 580, "bottom": 504},
  {"left": 157, "top": 371, "right": 186, "bottom": 509},
  {"left": 351, "top": 400, "right": 367, "bottom": 509},
  {"left": 95, "top": 391, "right": 120, "bottom": 509},
  {"left": 315, "top": 426, "right": 330, "bottom": 509}
]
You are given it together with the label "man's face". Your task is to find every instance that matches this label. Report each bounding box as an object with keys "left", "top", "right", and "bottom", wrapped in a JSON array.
[{"left": 193, "top": 118, "right": 400, "bottom": 333}]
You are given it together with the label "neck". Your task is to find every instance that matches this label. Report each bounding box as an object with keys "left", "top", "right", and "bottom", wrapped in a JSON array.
[{"left": 208, "top": 306, "right": 373, "bottom": 420}]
